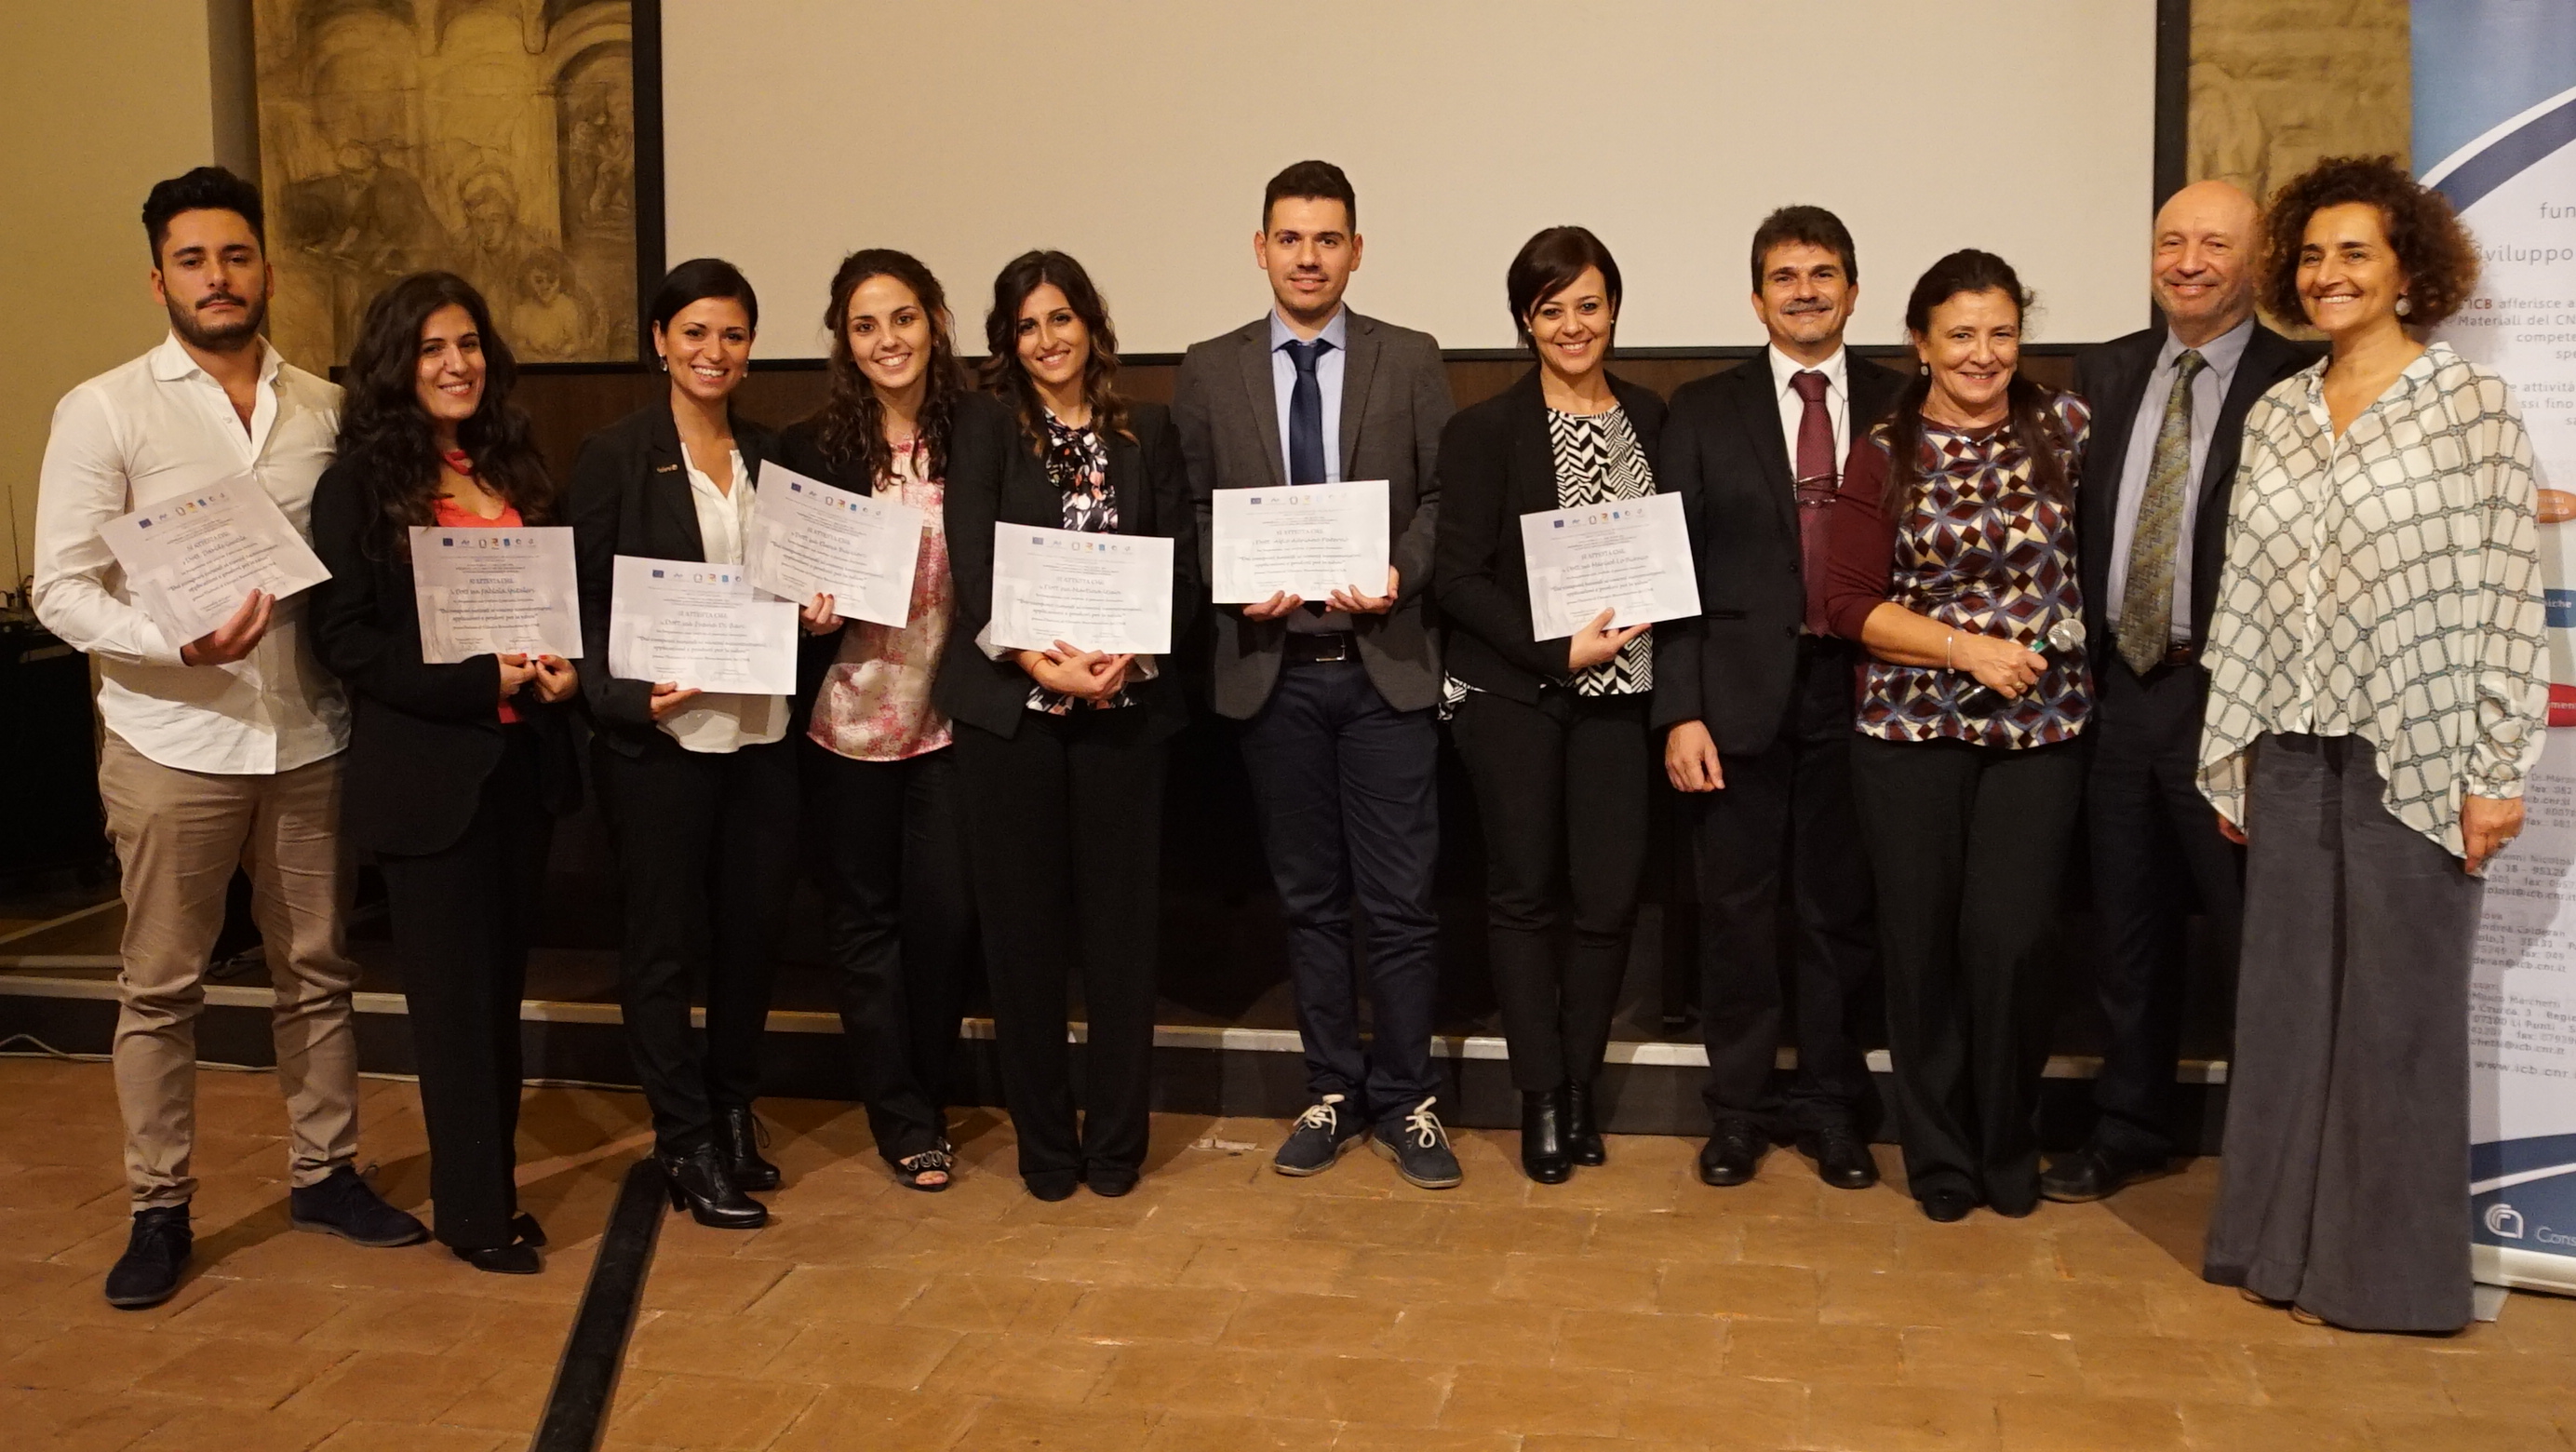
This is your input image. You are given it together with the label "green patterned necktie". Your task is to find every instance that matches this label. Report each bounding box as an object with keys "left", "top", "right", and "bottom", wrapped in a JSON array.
[{"left": 2116, "top": 349, "right": 2207, "bottom": 675}]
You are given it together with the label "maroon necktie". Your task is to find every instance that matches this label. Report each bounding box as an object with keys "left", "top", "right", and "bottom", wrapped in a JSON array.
[{"left": 1791, "top": 370, "right": 1837, "bottom": 634}]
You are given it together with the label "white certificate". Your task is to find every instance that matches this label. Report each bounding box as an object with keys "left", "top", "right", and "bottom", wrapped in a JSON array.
[
  {"left": 987, "top": 524, "right": 1173, "bottom": 655},
  {"left": 744, "top": 462, "right": 923, "bottom": 628},
  {"left": 96, "top": 476, "right": 331, "bottom": 646},
  {"left": 1518, "top": 491, "right": 1700, "bottom": 639},
  {"left": 606, "top": 555, "right": 798, "bottom": 694},
  {"left": 406, "top": 526, "right": 583, "bottom": 664},
  {"left": 1210, "top": 478, "right": 1390, "bottom": 603}
]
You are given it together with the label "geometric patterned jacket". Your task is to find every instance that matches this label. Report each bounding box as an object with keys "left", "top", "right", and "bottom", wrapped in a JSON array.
[{"left": 2197, "top": 342, "right": 2545, "bottom": 855}]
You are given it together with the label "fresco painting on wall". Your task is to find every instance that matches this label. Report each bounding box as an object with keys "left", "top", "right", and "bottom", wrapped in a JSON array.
[{"left": 254, "top": 0, "right": 637, "bottom": 368}]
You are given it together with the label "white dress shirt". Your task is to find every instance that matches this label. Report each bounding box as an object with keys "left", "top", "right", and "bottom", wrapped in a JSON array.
[
  {"left": 32, "top": 333, "right": 348, "bottom": 775},
  {"left": 2104, "top": 316, "right": 2254, "bottom": 640},
  {"left": 1268, "top": 306, "right": 1348, "bottom": 484},
  {"left": 1766, "top": 343, "right": 1852, "bottom": 476},
  {"left": 658, "top": 446, "right": 789, "bottom": 753}
]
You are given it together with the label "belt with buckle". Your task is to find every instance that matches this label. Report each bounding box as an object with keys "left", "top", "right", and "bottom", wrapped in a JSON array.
[
  {"left": 2162, "top": 641, "right": 2196, "bottom": 667},
  {"left": 1283, "top": 631, "right": 1358, "bottom": 665}
]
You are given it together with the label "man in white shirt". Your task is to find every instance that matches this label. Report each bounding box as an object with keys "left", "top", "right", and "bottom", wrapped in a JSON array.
[{"left": 33, "top": 168, "right": 423, "bottom": 1310}]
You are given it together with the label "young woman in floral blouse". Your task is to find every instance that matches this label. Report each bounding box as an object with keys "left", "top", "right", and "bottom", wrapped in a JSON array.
[
  {"left": 940, "top": 251, "right": 1199, "bottom": 1201},
  {"left": 1820, "top": 249, "right": 2090, "bottom": 1225}
]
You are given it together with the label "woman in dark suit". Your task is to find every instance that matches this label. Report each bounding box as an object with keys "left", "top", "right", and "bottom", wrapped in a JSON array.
[
  {"left": 942, "top": 250, "right": 1199, "bottom": 1201},
  {"left": 309, "top": 272, "right": 580, "bottom": 1273},
  {"left": 569, "top": 260, "right": 840, "bottom": 1229},
  {"left": 1433, "top": 227, "right": 1664, "bottom": 1184}
]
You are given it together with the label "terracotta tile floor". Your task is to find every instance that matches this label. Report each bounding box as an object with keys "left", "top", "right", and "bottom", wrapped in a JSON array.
[{"left": 5, "top": 1058, "right": 2575, "bottom": 1450}]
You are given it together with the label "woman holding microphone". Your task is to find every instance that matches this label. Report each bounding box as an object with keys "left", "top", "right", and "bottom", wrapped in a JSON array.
[
  {"left": 941, "top": 250, "right": 1198, "bottom": 1201},
  {"left": 570, "top": 259, "right": 839, "bottom": 1229},
  {"left": 1433, "top": 227, "right": 1663, "bottom": 1185},
  {"left": 310, "top": 272, "right": 580, "bottom": 1273}
]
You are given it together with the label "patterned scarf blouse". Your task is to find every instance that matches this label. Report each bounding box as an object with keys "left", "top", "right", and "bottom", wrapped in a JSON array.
[{"left": 1026, "top": 411, "right": 1133, "bottom": 715}]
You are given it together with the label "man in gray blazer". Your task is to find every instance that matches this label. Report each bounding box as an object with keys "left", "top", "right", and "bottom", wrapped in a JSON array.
[{"left": 1172, "top": 160, "right": 1459, "bottom": 1188}]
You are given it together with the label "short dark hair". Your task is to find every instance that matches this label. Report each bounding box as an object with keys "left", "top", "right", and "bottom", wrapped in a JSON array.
[
  {"left": 1748, "top": 205, "right": 1858, "bottom": 290},
  {"left": 651, "top": 257, "right": 759, "bottom": 334},
  {"left": 1263, "top": 160, "right": 1356, "bottom": 233},
  {"left": 142, "top": 166, "right": 265, "bottom": 264},
  {"left": 2259, "top": 155, "right": 2479, "bottom": 329},
  {"left": 1506, "top": 226, "right": 1623, "bottom": 349}
]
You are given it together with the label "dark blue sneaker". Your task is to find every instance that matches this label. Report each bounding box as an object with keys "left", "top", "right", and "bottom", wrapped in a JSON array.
[
  {"left": 1273, "top": 1094, "right": 1365, "bottom": 1176},
  {"left": 288, "top": 1165, "right": 428, "bottom": 1247},
  {"left": 1371, "top": 1098, "right": 1463, "bottom": 1190},
  {"left": 103, "top": 1204, "right": 192, "bottom": 1309}
]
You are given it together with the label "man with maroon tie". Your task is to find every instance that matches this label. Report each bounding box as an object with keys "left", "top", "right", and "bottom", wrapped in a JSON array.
[{"left": 1653, "top": 207, "right": 1905, "bottom": 1190}]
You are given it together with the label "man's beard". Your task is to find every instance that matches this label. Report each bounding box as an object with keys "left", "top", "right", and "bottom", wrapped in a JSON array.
[{"left": 168, "top": 290, "right": 266, "bottom": 351}]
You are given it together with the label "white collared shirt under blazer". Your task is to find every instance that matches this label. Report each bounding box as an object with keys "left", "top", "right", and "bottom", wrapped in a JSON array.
[{"left": 2198, "top": 342, "right": 2546, "bottom": 855}]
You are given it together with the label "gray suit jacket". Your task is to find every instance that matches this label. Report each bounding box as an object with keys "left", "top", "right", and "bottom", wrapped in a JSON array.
[{"left": 1172, "top": 309, "right": 1453, "bottom": 718}]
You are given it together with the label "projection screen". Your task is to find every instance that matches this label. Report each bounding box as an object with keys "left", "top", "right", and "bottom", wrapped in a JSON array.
[{"left": 659, "top": 1, "right": 2161, "bottom": 356}]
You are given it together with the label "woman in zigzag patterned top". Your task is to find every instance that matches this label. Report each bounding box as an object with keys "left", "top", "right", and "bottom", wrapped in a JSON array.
[
  {"left": 1433, "top": 227, "right": 1666, "bottom": 1185},
  {"left": 2196, "top": 155, "right": 2546, "bottom": 1336}
]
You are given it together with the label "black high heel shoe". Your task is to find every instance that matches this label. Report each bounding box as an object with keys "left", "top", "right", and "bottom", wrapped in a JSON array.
[
  {"left": 511, "top": 1211, "right": 545, "bottom": 1249},
  {"left": 658, "top": 1143, "right": 768, "bottom": 1230},
  {"left": 1565, "top": 1082, "right": 1606, "bottom": 1167},
  {"left": 1521, "top": 1088, "right": 1573, "bottom": 1184},
  {"left": 718, "top": 1106, "right": 781, "bottom": 1191},
  {"left": 453, "top": 1242, "right": 541, "bottom": 1275}
]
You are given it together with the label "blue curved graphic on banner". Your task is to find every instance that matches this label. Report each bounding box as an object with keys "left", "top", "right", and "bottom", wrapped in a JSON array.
[
  {"left": 2431, "top": 90, "right": 2576, "bottom": 211},
  {"left": 2473, "top": 1132, "right": 2576, "bottom": 1183}
]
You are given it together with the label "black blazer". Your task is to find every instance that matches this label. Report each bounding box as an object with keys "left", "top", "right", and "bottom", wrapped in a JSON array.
[
  {"left": 567, "top": 402, "right": 835, "bottom": 759},
  {"left": 1649, "top": 353, "right": 1907, "bottom": 751},
  {"left": 1432, "top": 369, "right": 1668, "bottom": 703},
  {"left": 306, "top": 462, "right": 582, "bottom": 858},
  {"left": 2073, "top": 322, "right": 2314, "bottom": 668},
  {"left": 935, "top": 392, "right": 1202, "bottom": 740}
]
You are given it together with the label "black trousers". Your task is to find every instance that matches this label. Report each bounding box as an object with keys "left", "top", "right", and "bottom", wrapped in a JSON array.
[
  {"left": 1850, "top": 733, "right": 2086, "bottom": 1213},
  {"left": 593, "top": 733, "right": 798, "bottom": 1153},
  {"left": 1451, "top": 688, "right": 1649, "bottom": 1093},
  {"left": 805, "top": 739, "right": 974, "bottom": 1163},
  {"left": 377, "top": 727, "right": 548, "bottom": 1252},
  {"left": 2084, "top": 659, "right": 2242, "bottom": 1162},
  {"left": 1694, "top": 637, "right": 1878, "bottom": 1138},
  {"left": 955, "top": 710, "right": 1164, "bottom": 1185},
  {"left": 1238, "top": 661, "right": 1442, "bottom": 1123}
]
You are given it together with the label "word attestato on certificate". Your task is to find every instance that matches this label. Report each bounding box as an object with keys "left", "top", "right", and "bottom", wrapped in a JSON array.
[{"left": 1517, "top": 492, "right": 1699, "bottom": 639}]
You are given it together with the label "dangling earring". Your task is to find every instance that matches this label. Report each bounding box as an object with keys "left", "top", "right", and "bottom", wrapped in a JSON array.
[
  {"left": 657, "top": 355, "right": 669, "bottom": 371},
  {"left": 2395, "top": 295, "right": 2413, "bottom": 317}
]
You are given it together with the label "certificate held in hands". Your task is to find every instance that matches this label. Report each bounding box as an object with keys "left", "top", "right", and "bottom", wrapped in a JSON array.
[
  {"left": 744, "top": 462, "right": 923, "bottom": 627},
  {"left": 987, "top": 525, "right": 1173, "bottom": 655},
  {"left": 407, "top": 526, "right": 583, "bottom": 665},
  {"left": 1518, "top": 492, "right": 1699, "bottom": 639},
  {"left": 1211, "top": 478, "right": 1389, "bottom": 603},
  {"left": 607, "top": 555, "right": 798, "bottom": 694},
  {"left": 96, "top": 476, "right": 332, "bottom": 646}
]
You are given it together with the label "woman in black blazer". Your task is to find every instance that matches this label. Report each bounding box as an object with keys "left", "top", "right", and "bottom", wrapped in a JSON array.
[
  {"left": 1433, "top": 228, "right": 1665, "bottom": 1184},
  {"left": 309, "top": 272, "right": 580, "bottom": 1274},
  {"left": 569, "top": 260, "right": 840, "bottom": 1229},
  {"left": 941, "top": 250, "right": 1199, "bottom": 1201}
]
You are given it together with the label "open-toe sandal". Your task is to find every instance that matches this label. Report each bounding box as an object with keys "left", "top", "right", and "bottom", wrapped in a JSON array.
[{"left": 893, "top": 1144, "right": 955, "bottom": 1192}]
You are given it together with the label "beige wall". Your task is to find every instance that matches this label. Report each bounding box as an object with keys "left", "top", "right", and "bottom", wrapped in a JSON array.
[{"left": 0, "top": 3, "right": 222, "bottom": 600}]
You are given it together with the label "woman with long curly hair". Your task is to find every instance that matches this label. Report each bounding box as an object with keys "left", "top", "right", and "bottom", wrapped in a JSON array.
[
  {"left": 775, "top": 250, "right": 987, "bottom": 1191},
  {"left": 942, "top": 250, "right": 1199, "bottom": 1201},
  {"left": 307, "top": 271, "right": 582, "bottom": 1273}
]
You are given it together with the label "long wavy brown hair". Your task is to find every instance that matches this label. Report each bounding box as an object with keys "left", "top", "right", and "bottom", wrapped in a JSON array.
[
  {"left": 813, "top": 249, "right": 968, "bottom": 484},
  {"left": 980, "top": 249, "right": 1134, "bottom": 450},
  {"left": 1881, "top": 249, "right": 2070, "bottom": 513},
  {"left": 333, "top": 271, "right": 552, "bottom": 559}
]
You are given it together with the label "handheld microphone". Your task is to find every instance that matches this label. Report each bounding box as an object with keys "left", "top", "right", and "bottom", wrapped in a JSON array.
[{"left": 1953, "top": 618, "right": 2086, "bottom": 717}]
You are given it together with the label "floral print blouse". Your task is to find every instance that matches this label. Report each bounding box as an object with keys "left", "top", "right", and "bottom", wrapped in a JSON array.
[{"left": 807, "top": 437, "right": 953, "bottom": 760}]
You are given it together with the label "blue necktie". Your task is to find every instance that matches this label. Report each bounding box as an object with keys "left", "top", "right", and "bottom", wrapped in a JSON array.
[{"left": 1284, "top": 338, "right": 1332, "bottom": 486}]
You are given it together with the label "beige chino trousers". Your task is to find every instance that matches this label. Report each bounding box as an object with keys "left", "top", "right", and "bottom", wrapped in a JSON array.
[{"left": 99, "top": 733, "right": 360, "bottom": 1207}]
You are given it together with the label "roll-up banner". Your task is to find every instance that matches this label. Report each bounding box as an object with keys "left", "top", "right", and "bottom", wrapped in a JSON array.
[{"left": 2417, "top": 0, "right": 2576, "bottom": 1296}]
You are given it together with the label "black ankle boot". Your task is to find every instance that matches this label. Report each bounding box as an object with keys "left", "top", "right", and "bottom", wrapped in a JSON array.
[
  {"left": 1521, "top": 1089, "right": 1573, "bottom": 1184},
  {"left": 718, "top": 1106, "right": 781, "bottom": 1191},
  {"left": 1565, "top": 1082, "right": 1606, "bottom": 1167},
  {"left": 658, "top": 1143, "right": 768, "bottom": 1230}
]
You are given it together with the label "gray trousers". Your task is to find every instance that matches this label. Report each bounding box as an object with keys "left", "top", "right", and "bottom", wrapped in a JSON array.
[{"left": 2202, "top": 733, "right": 2480, "bottom": 1332}]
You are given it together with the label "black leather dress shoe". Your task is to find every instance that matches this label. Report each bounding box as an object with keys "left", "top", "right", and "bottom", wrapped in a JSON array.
[
  {"left": 1919, "top": 1189, "right": 1978, "bottom": 1223},
  {"left": 1697, "top": 1123, "right": 1766, "bottom": 1187},
  {"left": 1521, "top": 1089, "right": 1573, "bottom": 1184},
  {"left": 511, "top": 1211, "right": 545, "bottom": 1249},
  {"left": 718, "top": 1106, "right": 782, "bottom": 1191},
  {"left": 454, "top": 1242, "right": 542, "bottom": 1275},
  {"left": 2039, "top": 1145, "right": 2167, "bottom": 1203},
  {"left": 658, "top": 1143, "right": 767, "bottom": 1230},
  {"left": 1802, "top": 1126, "right": 1879, "bottom": 1190},
  {"left": 1565, "top": 1082, "right": 1606, "bottom": 1167}
]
